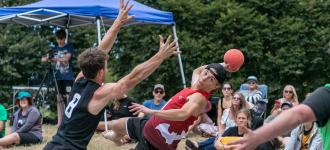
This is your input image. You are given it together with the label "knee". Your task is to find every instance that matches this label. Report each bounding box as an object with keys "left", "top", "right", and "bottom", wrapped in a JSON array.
[
  {"left": 110, "top": 118, "right": 128, "bottom": 130},
  {"left": 12, "top": 133, "right": 21, "bottom": 144}
]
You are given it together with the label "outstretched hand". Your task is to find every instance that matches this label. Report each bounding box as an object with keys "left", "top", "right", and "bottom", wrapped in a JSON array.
[
  {"left": 157, "top": 35, "right": 179, "bottom": 59},
  {"left": 228, "top": 126, "right": 258, "bottom": 150},
  {"left": 129, "top": 103, "right": 154, "bottom": 116},
  {"left": 114, "top": 0, "right": 135, "bottom": 26}
]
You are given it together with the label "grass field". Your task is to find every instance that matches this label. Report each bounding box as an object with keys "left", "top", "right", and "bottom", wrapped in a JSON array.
[{"left": 7, "top": 124, "right": 205, "bottom": 150}]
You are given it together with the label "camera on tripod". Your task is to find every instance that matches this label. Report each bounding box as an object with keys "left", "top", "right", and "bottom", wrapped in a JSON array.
[{"left": 48, "top": 49, "right": 55, "bottom": 59}]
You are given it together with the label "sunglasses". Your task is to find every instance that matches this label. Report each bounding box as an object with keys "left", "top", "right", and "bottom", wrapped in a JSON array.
[
  {"left": 222, "top": 87, "right": 231, "bottom": 91},
  {"left": 154, "top": 90, "right": 164, "bottom": 94},
  {"left": 285, "top": 90, "right": 293, "bottom": 94},
  {"left": 233, "top": 97, "right": 241, "bottom": 101}
]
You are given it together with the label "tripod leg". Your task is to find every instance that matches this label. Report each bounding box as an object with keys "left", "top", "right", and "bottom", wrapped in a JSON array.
[{"left": 34, "top": 69, "right": 51, "bottom": 106}]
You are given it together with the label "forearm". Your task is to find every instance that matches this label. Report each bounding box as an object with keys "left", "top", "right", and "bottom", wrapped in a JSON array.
[
  {"left": 98, "top": 23, "right": 121, "bottom": 53},
  {"left": 253, "top": 106, "right": 310, "bottom": 145},
  {"left": 152, "top": 109, "right": 190, "bottom": 121},
  {"left": 217, "top": 121, "right": 224, "bottom": 132},
  {"left": 54, "top": 57, "right": 69, "bottom": 62},
  {"left": 96, "top": 53, "right": 165, "bottom": 103},
  {"left": 116, "top": 53, "right": 164, "bottom": 95},
  {"left": 217, "top": 108, "right": 223, "bottom": 130}
]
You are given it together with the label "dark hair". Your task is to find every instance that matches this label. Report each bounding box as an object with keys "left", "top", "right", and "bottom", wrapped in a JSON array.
[
  {"left": 206, "top": 63, "right": 227, "bottom": 85},
  {"left": 78, "top": 48, "right": 108, "bottom": 79},
  {"left": 55, "top": 29, "right": 66, "bottom": 39},
  {"left": 223, "top": 82, "right": 233, "bottom": 89}
]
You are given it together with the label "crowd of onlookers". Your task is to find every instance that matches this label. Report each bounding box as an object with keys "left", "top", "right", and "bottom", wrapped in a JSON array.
[
  {"left": 183, "top": 76, "right": 323, "bottom": 150},
  {"left": 0, "top": 76, "right": 323, "bottom": 149}
]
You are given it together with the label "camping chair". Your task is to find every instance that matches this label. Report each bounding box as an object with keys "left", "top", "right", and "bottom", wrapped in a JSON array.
[{"left": 240, "top": 84, "right": 268, "bottom": 119}]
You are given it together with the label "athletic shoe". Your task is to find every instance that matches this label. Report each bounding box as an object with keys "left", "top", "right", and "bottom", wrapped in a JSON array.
[{"left": 185, "top": 139, "right": 198, "bottom": 150}]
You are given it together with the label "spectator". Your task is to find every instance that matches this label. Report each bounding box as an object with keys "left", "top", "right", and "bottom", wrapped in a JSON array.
[
  {"left": 185, "top": 92, "right": 263, "bottom": 150},
  {"left": 217, "top": 83, "right": 233, "bottom": 134},
  {"left": 97, "top": 94, "right": 136, "bottom": 131},
  {"left": 284, "top": 92, "right": 322, "bottom": 150},
  {"left": 285, "top": 122, "right": 323, "bottom": 150},
  {"left": 228, "top": 85, "right": 330, "bottom": 150},
  {"left": 221, "top": 92, "right": 251, "bottom": 131},
  {"left": 139, "top": 84, "right": 167, "bottom": 118},
  {"left": 241, "top": 76, "right": 263, "bottom": 105},
  {"left": 188, "top": 109, "right": 272, "bottom": 150},
  {"left": 263, "top": 101, "right": 294, "bottom": 148},
  {"left": 272, "top": 85, "right": 299, "bottom": 115},
  {"left": 0, "top": 99, "right": 7, "bottom": 138},
  {"left": 41, "top": 29, "right": 75, "bottom": 127},
  {"left": 0, "top": 91, "right": 42, "bottom": 147}
]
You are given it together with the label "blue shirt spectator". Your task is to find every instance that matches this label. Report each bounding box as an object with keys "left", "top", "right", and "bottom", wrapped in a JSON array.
[
  {"left": 139, "top": 84, "right": 167, "bottom": 118},
  {"left": 143, "top": 99, "right": 166, "bottom": 110},
  {"left": 52, "top": 43, "right": 74, "bottom": 81}
]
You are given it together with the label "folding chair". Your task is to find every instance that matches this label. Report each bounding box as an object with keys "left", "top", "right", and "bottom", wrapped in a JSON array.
[{"left": 240, "top": 84, "right": 268, "bottom": 119}]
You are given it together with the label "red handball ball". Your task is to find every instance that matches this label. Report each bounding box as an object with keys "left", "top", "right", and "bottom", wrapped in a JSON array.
[{"left": 224, "top": 49, "right": 244, "bottom": 72}]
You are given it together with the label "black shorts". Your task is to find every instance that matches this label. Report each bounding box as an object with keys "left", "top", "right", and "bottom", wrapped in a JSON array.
[
  {"left": 57, "top": 80, "right": 73, "bottom": 95},
  {"left": 18, "top": 132, "right": 41, "bottom": 145},
  {"left": 43, "top": 142, "right": 72, "bottom": 150},
  {"left": 127, "top": 117, "right": 156, "bottom": 150}
]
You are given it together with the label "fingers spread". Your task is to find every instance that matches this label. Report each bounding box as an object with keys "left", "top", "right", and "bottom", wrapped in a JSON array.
[
  {"left": 120, "top": 0, "right": 124, "bottom": 9},
  {"left": 124, "top": 0, "right": 131, "bottom": 10},
  {"left": 164, "top": 35, "right": 172, "bottom": 46},
  {"left": 126, "top": 2, "right": 134, "bottom": 12},
  {"left": 159, "top": 35, "right": 165, "bottom": 46}
]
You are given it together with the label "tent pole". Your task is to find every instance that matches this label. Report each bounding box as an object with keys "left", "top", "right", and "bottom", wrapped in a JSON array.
[
  {"left": 65, "top": 28, "right": 69, "bottom": 44},
  {"left": 97, "top": 17, "right": 107, "bottom": 131},
  {"left": 172, "top": 25, "right": 186, "bottom": 88},
  {"left": 96, "top": 17, "right": 101, "bottom": 45}
]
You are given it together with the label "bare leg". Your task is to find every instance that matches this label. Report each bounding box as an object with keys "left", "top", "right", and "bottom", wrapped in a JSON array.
[
  {"left": 0, "top": 132, "right": 20, "bottom": 146},
  {"left": 108, "top": 118, "right": 129, "bottom": 135},
  {"left": 103, "top": 118, "right": 129, "bottom": 145},
  {"left": 56, "top": 94, "right": 64, "bottom": 127}
]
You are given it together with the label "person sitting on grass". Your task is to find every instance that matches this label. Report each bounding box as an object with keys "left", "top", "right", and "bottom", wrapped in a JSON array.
[{"left": 0, "top": 91, "right": 42, "bottom": 147}]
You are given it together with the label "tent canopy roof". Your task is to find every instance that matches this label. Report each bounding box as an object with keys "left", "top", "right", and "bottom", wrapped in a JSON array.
[{"left": 0, "top": 0, "right": 175, "bottom": 27}]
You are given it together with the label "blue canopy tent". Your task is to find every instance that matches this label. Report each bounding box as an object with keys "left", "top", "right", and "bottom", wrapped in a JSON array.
[
  {"left": 1, "top": 0, "right": 187, "bottom": 131},
  {"left": 0, "top": 0, "right": 186, "bottom": 88}
]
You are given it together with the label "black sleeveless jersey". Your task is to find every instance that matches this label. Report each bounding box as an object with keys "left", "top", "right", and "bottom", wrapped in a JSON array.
[{"left": 51, "top": 77, "right": 104, "bottom": 150}]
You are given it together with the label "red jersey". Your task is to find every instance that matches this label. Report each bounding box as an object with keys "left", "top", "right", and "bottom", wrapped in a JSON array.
[{"left": 144, "top": 88, "right": 211, "bottom": 150}]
